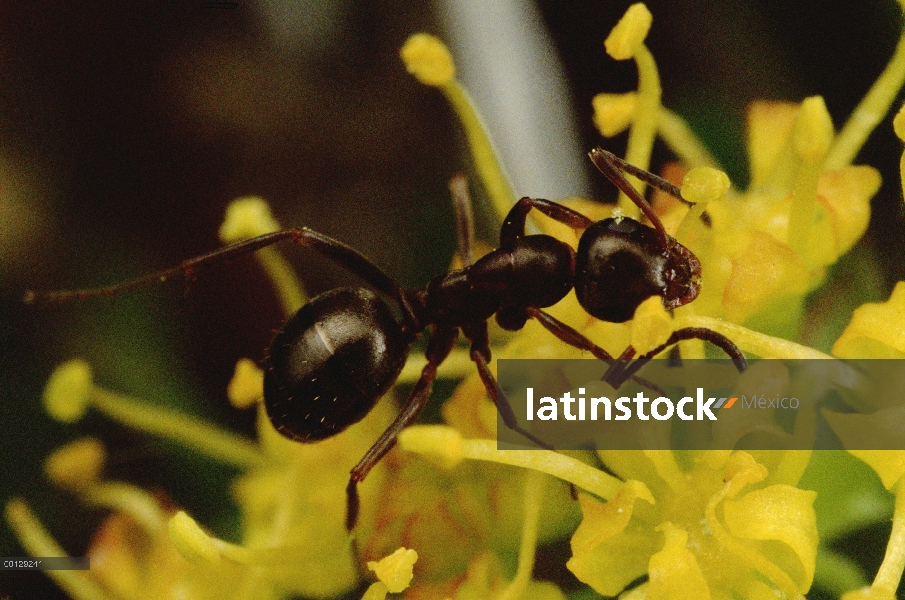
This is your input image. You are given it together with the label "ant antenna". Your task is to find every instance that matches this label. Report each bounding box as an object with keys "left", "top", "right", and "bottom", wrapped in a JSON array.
[{"left": 588, "top": 147, "right": 693, "bottom": 249}]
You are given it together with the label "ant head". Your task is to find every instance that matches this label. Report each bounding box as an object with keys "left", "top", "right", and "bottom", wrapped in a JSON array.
[
  {"left": 574, "top": 217, "right": 700, "bottom": 323},
  {"left": 578, "top": 148, "right": 702, "bottom": 323}
]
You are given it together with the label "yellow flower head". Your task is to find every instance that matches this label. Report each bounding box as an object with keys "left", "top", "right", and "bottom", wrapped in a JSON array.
[{"left": 568, "top": 451, "right": 817, "bottom": 599}]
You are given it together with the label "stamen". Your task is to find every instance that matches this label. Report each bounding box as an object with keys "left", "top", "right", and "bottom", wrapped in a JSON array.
[
  {"left": 789, "top": 96, "right": 834, "bottom": 263},
  {"left": 4, "top": 499, "right": 108, "bottom": 600},
  {"left": 498, "top": 471, "right": 544, "bottom": 600},
  {"left": 895, "top": 103, "right": 905, "bottom": 203},
  {"left": 657, "top": 107, "right": 720, "bottom": 169},
  {"left": 605, "top": 3, "right": 661, "bottom": 216},
  {"left": 227, "top": 358, "right": 264, "bottom": 409},
  {"left": 399, "top": 33, "right": 455, "bottom": 86},
  {"left": 361, "top": 582, "right": 389, "bottom": 600},
  {"left": 675, "top": 315, "right": 834, "bottom": 360},
  {"left": 42, "top": 360, "right": 267, "bottom": 469},
  {"left": 825, "top": 2, "right": 905, "bottom": 169},
  {"left": 398, "top": 426, "right": 631, "bottom": 501},
  {"left": 219, "top": 196, "right": 306, "bottom": 316},
  {"left": 396, "top": 424, "right": 464, "bottom": 470},
  {"left": 644, "top": 450, "right": 686, "bottom": 493},
  {"left": 44, "top": 438, "right": 105, "bottom": 491},
  {"left": 82, "top": 482, "right": 166, "bottom": 535},
  {"left": 604, "top": 3, "right": 653, "bottom": 61},
  {"left": 401, "top": 34, "right": 516, "bottom": 223},
  {"left": 397, "top": 349, "right": 474, "bottom": 383},
  {"left": 592, "top": 92, "right": 637, "bottom": 137},
  {"left": 168, "top": 510, "right": 222, "bottom": 565},
  {"left": 681, "top": 167, "right": 731, "bottom": 205},
  {"left": 43, "top": 359, "right": 92, "bottom": 423},
  {"left": 631, "top": 297, "right": 674, "bottom": 356}
]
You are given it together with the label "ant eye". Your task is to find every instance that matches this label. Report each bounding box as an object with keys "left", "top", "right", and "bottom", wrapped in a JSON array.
[{"left": 574, "top": 218, "right": 701, "bottom": 323}]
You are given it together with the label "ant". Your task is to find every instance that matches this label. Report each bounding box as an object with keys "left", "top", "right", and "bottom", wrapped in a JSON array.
[{"left": 25, "top": 147, "right": 746, "bottom": 531}]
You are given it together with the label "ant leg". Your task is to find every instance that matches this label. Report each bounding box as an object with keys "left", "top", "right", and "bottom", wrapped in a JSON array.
[
  {"left": 345, "top": 325, "right": 459, "bottom": 531},
  {"left": 529, "top": 308, "right": 664, "bottom": 395},
  {"left": 448, "top": 174, "right": 475, "bottom": 268},
  {"left": 25, "top": 227, "right": 421, "bottom": 331},
  {"left": 599, "top": 345, "right": 638, "bottom": 392},
  {"left": 528, "top": 308, "right": 615, "bottom": 363},
  {"left": 500, "top": 198, "right": 594, "bottom": 249},
  {"left": 606, "top": 327, "right": 747, "bottom": 388},
  {"left": 462, "top": 321, "right": 554, "bottom": 450},
  {"left": 23, "top": 231, "right": 309, "bottom": 304}
]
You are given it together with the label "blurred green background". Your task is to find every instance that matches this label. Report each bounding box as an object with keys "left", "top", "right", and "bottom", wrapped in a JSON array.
[{"left": 1, "top": 1, "right": 904, "bottom": 598}]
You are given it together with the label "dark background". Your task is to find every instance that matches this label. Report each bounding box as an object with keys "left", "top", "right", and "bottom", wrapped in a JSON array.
[{"left": 1, "top": 1, "right": 903, "bottom": 598}]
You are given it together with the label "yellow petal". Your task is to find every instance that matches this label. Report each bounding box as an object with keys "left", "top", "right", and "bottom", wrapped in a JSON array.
[
  {"left": 816, "top": 166, "right": 880, "bottom": 260},
  {"left": 833, "top": 282, "right": 905, "bottom": 358},
  {"left": 841, "top": 450, "right": 905, "bottom": 491},
  {"left": 746, "top": 101, "right": 800, "bottom": 190},
  {"left": 723, "top": 485, "right": 819, "bottom": 593},
  {"left": 724, "top": 451, "right": 768, "bottom": 498},
  {"left": 721, "top": 230, "right": 809, "bottom": 323},
  {"left": 567, "top": 483, "right": 657, "bottom": 596},
  {"left": 646, "top": 522, "right": 711, "bottom": 600}
]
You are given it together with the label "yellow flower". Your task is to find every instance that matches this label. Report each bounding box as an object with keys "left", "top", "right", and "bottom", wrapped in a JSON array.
[
  {"left": 12, "top": 355, "right": 400, "bottom": 599},
  {"left": 591, "top": 2, "right": 905, "bottom": 335},
  {"left": 15, "top": 4, "right": 905, "bottom": 600},
  {"left": 567, "top": 450, "right": 817, "bottom": 599}
]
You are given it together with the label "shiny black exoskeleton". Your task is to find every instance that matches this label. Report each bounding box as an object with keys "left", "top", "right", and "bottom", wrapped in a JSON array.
[{"left": 24, "top": 148, "right": 746, "bottom": 531}]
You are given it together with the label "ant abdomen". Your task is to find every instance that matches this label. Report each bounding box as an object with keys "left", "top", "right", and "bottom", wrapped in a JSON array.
[
  {"left": 263, "top": 287, "right": 410, "bottom": 442},
  {"left": 575, "top": 218, "right": 701, "bottom": 323}
]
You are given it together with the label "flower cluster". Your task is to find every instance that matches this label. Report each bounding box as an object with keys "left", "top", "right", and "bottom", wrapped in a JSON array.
[{"left": 10, "top": 2, "right": 905, "bottom": 600}]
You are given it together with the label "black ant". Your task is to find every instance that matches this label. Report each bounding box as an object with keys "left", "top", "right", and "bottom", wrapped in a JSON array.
[{"left": 25, "top": 148, "right": 746, "bottom": 530}]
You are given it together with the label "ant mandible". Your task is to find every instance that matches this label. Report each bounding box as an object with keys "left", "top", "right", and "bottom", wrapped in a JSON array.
[{"left": 25, "top": 147, "right": 746, "bottom": 531}]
